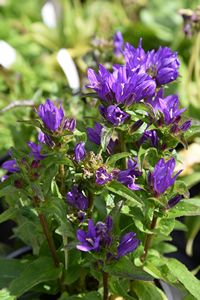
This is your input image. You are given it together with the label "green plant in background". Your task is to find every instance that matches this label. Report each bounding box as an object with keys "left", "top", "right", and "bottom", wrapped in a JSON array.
[{"left": 0, "top": 1, "right": 200, "bottom": 298}]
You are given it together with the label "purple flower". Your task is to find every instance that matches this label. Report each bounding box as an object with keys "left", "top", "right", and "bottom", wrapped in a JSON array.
[
  {"left": 77, "top": 217, "right": 113, "bottom": 252},
  {"left": 87, "top": 64, "right": 156, "bottom": 105},
  {"left": 37, "top": 99, "right": 64, "bottom": 131},
  {"left": 140, "top": 130, "right": 159, "bottom": 148},
  {"left": 66, "top": 186, "right": 88, "bottom": 211},
  {"left": 87, "top": 123, "right": 103, "bottom": 145},
  {"left": 145, "top": 47, "right": 180, "bottom": 86},
  {"left": 2, "top": 159, "right": 20, "bottom": 173},
  {"left": 180, "top": 120, "right": 191, "bottom": 132},
  {"left": 167, "top": 194, "right": 182, "bottom": 209},
  {"left": 87, "top": 64, "right": 112, "bottom": 103},
  {"left": 75, "top": 142, "right": 86, "bottom": 162},
  {"left": 77, "top": 219, "right": 100, "bottom": 252},
  {"left": 123, "top": 40, "right": 146, "bottom": 73},
  {"left": 150, "top": 158, "right": 182, "bottom": 197},
  {"left": 117, "top": 159, "right": 141, "bottom": 190},
  {"left": 113, "top": 31, "right": 124, "bottom": 56},
  {"left": 27, "top": 142, "right": 45, "bottom": 161},
  {"left": 99, "top": 105, "right": 130, "bottom": 126},
  {"left": 96, "top": 167, "right": 112, "bottom": 185},
  {"left": 63, "top": 118, "right": 76, "bottom": 132},
  {"left": 95, "top": 216, "right": 113, "bottom": 247},
  {"left": 117, "top": 232, "right": 140, "bottom": 258},
  {"left": 38, "top": 131, "right": 54, "bottom": 147},
  {"left": 149, "top": 90, "right": 184, "bottom": 124},
  {"left": 124, "top": 41, "right": 180, "bottom": 86}
]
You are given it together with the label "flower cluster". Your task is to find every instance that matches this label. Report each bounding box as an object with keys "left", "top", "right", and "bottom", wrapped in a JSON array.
[
  {"left": 77, "top": 216, "right": 140, "bottom": 258},
  {"left": 87, "top": 35, "right": 191, "bottom": 138},
  {"left": 37, "top": 99, "right": 76, "bottom": 146}
]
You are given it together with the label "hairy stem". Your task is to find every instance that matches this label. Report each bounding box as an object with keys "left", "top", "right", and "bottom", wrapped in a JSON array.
[
  {"left": 141, "top": 212, "right": 158, "bottom": 263},
  {"left": 103, "top": 271, "right": 109, "bottom": 300}
]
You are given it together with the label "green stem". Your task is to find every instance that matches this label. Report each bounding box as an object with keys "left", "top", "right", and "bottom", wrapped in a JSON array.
[
  {"left": 141, "top": 212, "right": 158, "bottom": 263},
  {"left": 103, "top": 271, "right": 109, "bottom": 300}
]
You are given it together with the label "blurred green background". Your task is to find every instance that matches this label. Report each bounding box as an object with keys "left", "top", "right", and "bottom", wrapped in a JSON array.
[{"left": 0, "top": 0, "right": 200, "bottom": 256}]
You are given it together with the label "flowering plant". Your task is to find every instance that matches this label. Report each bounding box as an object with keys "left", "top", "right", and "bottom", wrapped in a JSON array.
[{"left": 1, "top": 34, "right": 200, "bottom": 300}]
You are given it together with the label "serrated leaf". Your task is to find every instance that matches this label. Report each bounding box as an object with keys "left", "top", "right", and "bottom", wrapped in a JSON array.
[
  {"left": 107, "top": 181, "right": 143, "bottom": 208},
  {"left": 9, "top": 257, "right": 61, "bottom": 297}
]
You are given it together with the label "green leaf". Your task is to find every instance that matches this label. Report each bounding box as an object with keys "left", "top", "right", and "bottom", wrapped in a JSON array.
[
  {"left": 107, "top": 181, "right": 143, "bottom": 208},
  {"left": 166, "top": 198, "right": 200, "bottom": 218},
  {"left": 181, "top": 172, "right": 200, "bottom": 189},
  {"left": 101, "top": 127, "right": 113, "bottom": 152},
  {"left": 0, "top": 208, "right": 18, "bottom": 224},
  {"left": 185, "top": 216, "right": 200, "bottom": 256},
  {"left": 0, "top": 258, "right": 28, "bottom": 289},
  {"left": 110, "top": 279, "right": 137, "bottom": 300},
  {"left": 131, "top": 281, "right": 167, "bottom": 300},
  {"left": 104, "top": 257, "right": 153, "bottom": 281},
  {"left": 9, "top": 257, "right": 62, "bottom": 297},
  {"left": 0, "top": 289, "right": 16, "bottom": 300},
  {"left": 166, "top": 259, "right": 200, "bottom": 300},
  {"left": 106, "top": 152, "right": 131, "bottom": 167},
  {"left": 174, "top": 180, "right": 190, "bottom": 198},
  {"left": 58, "top": 291, "right": 101, "bottom": 300},
  {"left": 185, "top": 124, "right": 200, "bottom": 139},
  {"left": 157, "top": 218, "right": 175, "bottom": 236}
]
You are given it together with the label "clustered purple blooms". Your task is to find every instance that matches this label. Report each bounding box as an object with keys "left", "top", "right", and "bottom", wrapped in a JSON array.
[
  {"left": 149, "top": 158, "right": 182, "bottom": 197},
  {"left": 148, "top": 89, "right": 191, "bottom": 133},
  {"left": 37, "top": 99, "right": 64, "bottom": 132},
  {"left": 74, "top": 142, "right": 86, "bottom": 162},
  {"left": 117, "top": 159, "right": 141, "bottom": 190},
  {"left": 76, "top": 216, "right": 140, "bottom": 258},
  {"left": 87, "top": 64, "right": 156, "bottom": 106},
  {"left": 124, "top": 41, "right": 180, "bottom": 86},
  {"left": 66, "top": 186, "right": 88, "bottom": 211},
  {"left": 37, "top": 99, "right": 76, "bottom": 134},
  {"left": 96, "top": 167, "right": 112, "bottom": 185},
  {"left": 86, "top": 35, "right": 192, "bottom": 134}
]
